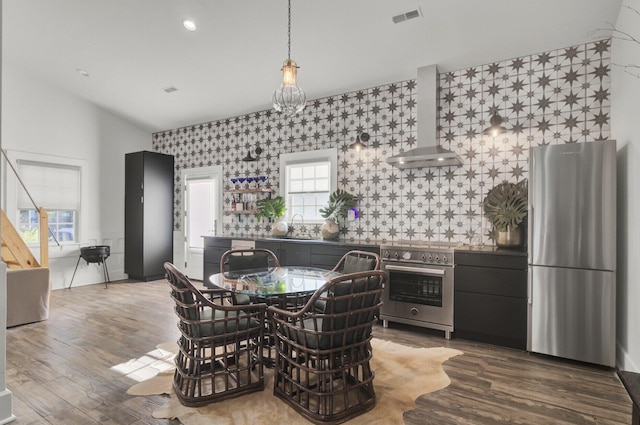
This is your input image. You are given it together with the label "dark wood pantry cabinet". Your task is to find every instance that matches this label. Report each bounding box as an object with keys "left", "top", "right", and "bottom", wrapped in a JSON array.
[{"left": 125, "top": 151, "right": 174, "bottom": 281}]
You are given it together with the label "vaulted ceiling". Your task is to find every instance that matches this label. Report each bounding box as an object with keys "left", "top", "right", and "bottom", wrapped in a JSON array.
[{"left": 3, "top": 0, "right": 623, "bottom": 132}]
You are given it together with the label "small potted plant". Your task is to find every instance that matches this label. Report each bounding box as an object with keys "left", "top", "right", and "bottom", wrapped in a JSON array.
[
  {"left": 483, "top": 179, "right": 528, "bottom": 248},
  {"left": 319, "top": 189, "right": 357, "bottom": 240},
  {"left": 256, "top": 196, "right": 288, "bottom": 237}
]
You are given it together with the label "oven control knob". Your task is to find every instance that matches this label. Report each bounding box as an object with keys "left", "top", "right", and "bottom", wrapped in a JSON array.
[
  {"left": 410, "top": 308, "right": 418, "bottom": 316},
  {"left": 442, "top": 255, "right": 448, "bottom": 263},
  {"left": 435, "top": 255, "right": 440, "bottom": 262},
  {"left": 427, "top": 254, "right": 433, "bottom": 262},
  {"left": 383, "top": 251, "right": 390, "bottom": 258},
  {"left": 393, "top": 251, "right": 399, "bottom": 259},
  {"left": 421, "top": 253, "right": 427, "bottom": 261},
  {"left": 402, "top": 251, "right": 411, "bottom": 261}
]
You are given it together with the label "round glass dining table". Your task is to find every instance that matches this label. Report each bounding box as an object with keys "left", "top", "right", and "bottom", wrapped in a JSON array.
[
  {"left": 206, "top": 266, "right": 340, "bottom": 367},
  {"left": 206, "top": 266, "right": 341, "bottom": 297}
]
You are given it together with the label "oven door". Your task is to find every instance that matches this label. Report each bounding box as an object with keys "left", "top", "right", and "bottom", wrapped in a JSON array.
[{"left": 381, "top": 263, "right": 453, "bottom": 328}]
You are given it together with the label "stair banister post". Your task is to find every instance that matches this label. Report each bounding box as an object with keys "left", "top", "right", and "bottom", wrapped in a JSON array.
[{"left": 38, "top": 208, "right": 48, "bottom": 268}]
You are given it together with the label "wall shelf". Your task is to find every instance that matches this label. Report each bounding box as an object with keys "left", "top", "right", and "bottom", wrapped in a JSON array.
[
  {"left": 224, "top": 209, "right": 259, "bottom": 215},
  {"left": 226, "top": 188, "right": 274, "bottom": 194},
  {"left": 224, "top": 187, "right": 273, "bottom": 220}
]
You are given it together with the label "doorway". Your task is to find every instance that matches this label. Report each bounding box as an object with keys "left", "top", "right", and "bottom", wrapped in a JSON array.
[{"left": 181, "top": 166, "right": 222, "bottom": 280}]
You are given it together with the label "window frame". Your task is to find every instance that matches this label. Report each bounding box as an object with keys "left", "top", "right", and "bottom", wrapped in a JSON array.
[
  {"left": 279, "top": 148, "right": 337, "bottom": 224},
  {"left": 4, "top": 150, "right": 88, "bottom": 246}
]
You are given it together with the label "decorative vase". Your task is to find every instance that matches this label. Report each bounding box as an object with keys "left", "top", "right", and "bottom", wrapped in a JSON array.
[
  {"left": 321, "top": 219, "right": 340, "bottom": 240},
  {"left": 495, "top": 225, "right": 522, "bottom": 248},
  {"left": 272, "top": 217, "right": 288, "bottom": 237}
]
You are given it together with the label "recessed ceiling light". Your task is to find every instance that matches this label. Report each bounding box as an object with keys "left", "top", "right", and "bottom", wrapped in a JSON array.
[
  {"left": 182, "top": 19, "right": 197, "bottom": 31},
  {"left": 76, "top": 68, "right": 90, "bottom": 77}
]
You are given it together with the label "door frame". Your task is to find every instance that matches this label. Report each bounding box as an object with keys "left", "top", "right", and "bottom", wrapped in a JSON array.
[{"left": 179, "top": 165, "right": 223, "bottom": 279}]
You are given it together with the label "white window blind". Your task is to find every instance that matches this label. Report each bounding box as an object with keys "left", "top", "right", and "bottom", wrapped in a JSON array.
[{"left": 16, "top": 160, "right": 81, "bottom": 210}]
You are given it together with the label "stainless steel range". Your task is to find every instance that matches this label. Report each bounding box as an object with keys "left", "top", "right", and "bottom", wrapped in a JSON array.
[{"left": 380, "top": 242, "right": 457, "bottom": 339}]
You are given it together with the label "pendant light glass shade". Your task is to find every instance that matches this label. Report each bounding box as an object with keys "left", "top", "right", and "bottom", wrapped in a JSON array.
[
  {"left": 272, "top": 0, "right": 306, "bottom": 117},
  {"left": 482, "top": 113, "right": 508, "bottom": 137},
  {"left": 272, "top": 59, "right": 306, "bottom": 116}
]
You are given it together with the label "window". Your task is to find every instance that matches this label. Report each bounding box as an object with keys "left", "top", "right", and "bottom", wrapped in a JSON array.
[
  {"left": 15, "top": 160, "right": 81, "bottom": 244},
  {"left": 280, "top": 148, "right": 337, "bottom": 223}
]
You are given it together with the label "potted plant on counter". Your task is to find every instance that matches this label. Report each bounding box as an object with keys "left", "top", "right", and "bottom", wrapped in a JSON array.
[
  {"left": 483, "top": 179, "right": 528, "bottom": 248},
  {"left": 319, "top": 189, "right": 357, "bottom": 240},
  {"left": 256, "top": 196, "right": 288, "bottom": 237}
]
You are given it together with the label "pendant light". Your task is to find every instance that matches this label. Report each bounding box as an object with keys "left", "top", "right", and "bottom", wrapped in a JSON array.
[
  {"left": 349, "top": 132, "right": 370, "bottom": 150},
  {"left": 242, "top": 147, "right": 262, "bottom": 162},
  {"left": 272, "top": 0, "right": 306, "bottom": 117},
  {"left": 482, "top": 113, "right": 508, "bottom": 137},
  {"left": 242, "top": 151, "right": 257, "bottom": 162},
  {"left": 483, "top": 88, "right": 507, "bottom": 137}
]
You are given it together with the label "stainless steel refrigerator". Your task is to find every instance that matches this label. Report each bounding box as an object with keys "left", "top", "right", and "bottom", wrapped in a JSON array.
[{"left": 528, "top": 140, "right": 616, "bottom": 367}]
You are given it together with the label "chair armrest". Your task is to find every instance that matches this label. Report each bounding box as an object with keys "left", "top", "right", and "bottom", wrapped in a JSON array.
[
  {"left": 267, "top": 304, "right": 300, "bottom": 319},
  {"left": 201, "top": 286, "right": 232, "bottom": 296}
]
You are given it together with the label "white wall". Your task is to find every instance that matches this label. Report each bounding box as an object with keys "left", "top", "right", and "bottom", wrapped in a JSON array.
[
  {"left": 613, "top": 0, "right": 640, "bottom": 372},
  {"left": 0, "top": 3, "right": 15, "bottom": 422},
  {"left": 1, "top": 67, "right": 151, "bottom": 289}
]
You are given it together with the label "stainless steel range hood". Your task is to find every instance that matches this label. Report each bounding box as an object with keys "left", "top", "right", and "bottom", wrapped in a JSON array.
[{"left": 386, "top": 65, "right": 462, "bottom": 168}]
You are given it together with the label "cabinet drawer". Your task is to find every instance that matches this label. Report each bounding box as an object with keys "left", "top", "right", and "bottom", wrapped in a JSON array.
[
  {"left": 455, "top": 252, "right": 526, "bottom": 269},
  {"left": 455, "top": 266, "right": 526, "bottom": 298},
  {"left": 454, "top": 291, "right": 527, "bottom": 349}
]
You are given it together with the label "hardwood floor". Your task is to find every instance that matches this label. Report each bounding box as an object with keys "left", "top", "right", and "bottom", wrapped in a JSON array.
[{"left": 6, "top": 279, "right": 632, "bottom": 424}]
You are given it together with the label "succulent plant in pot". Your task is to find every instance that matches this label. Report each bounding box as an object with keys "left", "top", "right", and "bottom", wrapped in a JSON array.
[
  {"left": 318, "top": 189, "right": 357, "bottom": 240},
  {"left": 255, "top": 196, "right": 288, "bottom": 236},
  {"left": 483, "top": 180, "right": 528, "bottom": 248}
]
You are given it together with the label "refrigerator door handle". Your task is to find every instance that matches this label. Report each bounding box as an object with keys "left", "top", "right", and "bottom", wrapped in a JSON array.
[
  {"left": 528, "top": 206, "right": 533, "bottom": 264},
  {"left": 528, "top": 162, "right": 533, "bottom": 264},
  {"left": 528, "top": 267, "right": 533, "bottom": 305}
]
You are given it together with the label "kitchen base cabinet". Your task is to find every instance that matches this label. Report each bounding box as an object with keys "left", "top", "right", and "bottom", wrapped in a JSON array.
[
  {"left": 255, "top": 240, "right": 311, "bottom": 266},
  {"left": 281, "top": 242, "right": 310, "bottom": 266},
  {"left": 205, "top": 237, "right": 380, "bottom": 273},
  {"left": 309, "top": 244, "right": 379, "bottom": 269},
  {"left": 203, "top": 237, "right": 232, "bottom": 280},
  {"left": 454, "top": 250, "right": 527, "bottom": 350}
]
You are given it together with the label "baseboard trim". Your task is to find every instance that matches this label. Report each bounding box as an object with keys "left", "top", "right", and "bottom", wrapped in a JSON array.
[
  {"left": 0, "top": 389, "right": 15, "bottom": 424},
  {"left": 617, "top": 340, "right": 640, "bottom": 372}
]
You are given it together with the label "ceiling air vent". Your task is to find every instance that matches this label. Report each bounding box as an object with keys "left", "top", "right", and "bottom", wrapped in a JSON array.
[
  {"left": 163, "top": 86, "right": 178, "bottom": 94},
  {"left": 392, "top": 8, "right": 422, "bottom": 24}
]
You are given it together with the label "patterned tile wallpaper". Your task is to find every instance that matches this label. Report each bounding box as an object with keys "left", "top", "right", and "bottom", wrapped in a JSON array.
[{"left": 152, "top": 39, "right": 611, "bottom": 245}]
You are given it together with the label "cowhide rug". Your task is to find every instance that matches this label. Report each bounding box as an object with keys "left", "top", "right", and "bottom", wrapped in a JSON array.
[{"left": 127, "top": 339, "right": 462, "bottom": 424}]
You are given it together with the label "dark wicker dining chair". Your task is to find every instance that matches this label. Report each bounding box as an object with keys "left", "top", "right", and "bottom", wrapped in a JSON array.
[
  {"left": 268, "top": 269, "right": 386, "bottom": 424},
  {"left": 164, "top": 262, "right": 267, "bottom": 407},
  {"left": 314, "top": 250, "right": 381, "bottom": 313},
  {"left": 221, "top": 248, "right": 281, "bottom": 305},
  {"left": 332, "top": 250, "right": 381, "bottom": 273}
]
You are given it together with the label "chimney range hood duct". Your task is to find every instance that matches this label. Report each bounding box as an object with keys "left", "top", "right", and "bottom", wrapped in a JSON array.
[{"left": 386, "top": 65, "right": 462, "bottom": 169}]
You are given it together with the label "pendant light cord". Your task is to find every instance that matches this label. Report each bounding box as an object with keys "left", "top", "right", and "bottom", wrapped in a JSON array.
[{"left": 287, "top": 0, "right": 292, "bottom": 60}]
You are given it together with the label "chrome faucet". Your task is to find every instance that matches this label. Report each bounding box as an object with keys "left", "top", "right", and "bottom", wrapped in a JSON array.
[{"left": 288, "top": 213, "right": 305, "bottom": 236}]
